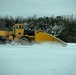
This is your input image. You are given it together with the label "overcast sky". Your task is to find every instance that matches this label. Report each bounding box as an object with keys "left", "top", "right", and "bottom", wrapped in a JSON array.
[{"left": 0, "top": 0, "right": 76, "bottom": 18}]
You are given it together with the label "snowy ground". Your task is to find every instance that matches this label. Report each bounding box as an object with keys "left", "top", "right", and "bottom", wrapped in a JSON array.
[{"left": 0, "top": 43, "right": 76, "bottom": 75}]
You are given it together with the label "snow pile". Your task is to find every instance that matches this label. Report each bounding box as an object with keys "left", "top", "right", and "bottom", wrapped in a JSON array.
[{"left": 0, "top": 43, "right": 76, "bottom": 75}]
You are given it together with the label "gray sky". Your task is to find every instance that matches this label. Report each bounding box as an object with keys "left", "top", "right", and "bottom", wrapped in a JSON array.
[{"left": 0, "top": 0, "right": 76, "bottom": 18}]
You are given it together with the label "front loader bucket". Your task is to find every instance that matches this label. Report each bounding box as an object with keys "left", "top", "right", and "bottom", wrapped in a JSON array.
[{"left": 35, "top": 32, "right": 67, "bottom": 46}]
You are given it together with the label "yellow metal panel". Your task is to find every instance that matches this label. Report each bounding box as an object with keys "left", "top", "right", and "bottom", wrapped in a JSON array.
[
  {"left": 15, "top": 29, "right": 24, "bottom": 38},
  {"left": 9, "top": 35, "right": 13, "bottom": 40},
  {"left": 35, "top": 32, "right": 67, "bottom": 46},
  {"left": 35, "top": 32, "right": 59, "bottom": 43},
  {"left": 0, "top": 30, "right": 9, "bottom": 36},
  {"left": 9, "top": 31, "right": 13, "bottom": 35}
]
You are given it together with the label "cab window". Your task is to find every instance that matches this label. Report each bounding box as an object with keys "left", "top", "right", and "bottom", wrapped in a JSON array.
[
  {"left": 16, "top": 25, "right": 19, "bottom": 29},
  {"left": 16, "top": 25, "right": 22, "bottom": 29},
  {"left": 19, "top": 25, "right": 22, "bottom": 29}
]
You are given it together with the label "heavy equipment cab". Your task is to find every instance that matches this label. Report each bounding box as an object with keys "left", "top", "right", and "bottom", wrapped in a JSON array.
[
  {"left": 13, "top": 24, "right": 24, "bottom": 37},
  {"left": 14, "top": 24, "right": 34, "bottom": 36},
  {"left": 13, "top": 24, "right": 35, "bottom": 45}
]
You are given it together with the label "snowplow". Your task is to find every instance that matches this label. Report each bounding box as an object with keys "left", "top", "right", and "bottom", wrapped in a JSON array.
[{"left": 0, "top": 23, "right": 67, "bottom": 46}]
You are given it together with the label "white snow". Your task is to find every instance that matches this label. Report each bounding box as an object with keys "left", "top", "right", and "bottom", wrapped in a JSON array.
[{"left": 0, "top": 43, "right": 76, "bottom": 75}]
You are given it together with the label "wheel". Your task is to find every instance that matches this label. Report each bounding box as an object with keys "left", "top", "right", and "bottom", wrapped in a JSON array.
[{"left": 19, "top": 37, "right": 30, "bottom": 45}]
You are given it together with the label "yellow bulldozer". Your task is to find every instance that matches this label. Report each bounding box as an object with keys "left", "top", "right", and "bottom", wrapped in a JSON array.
[{"left": 0, "top": 23, "right": 67, "bottom": 46}]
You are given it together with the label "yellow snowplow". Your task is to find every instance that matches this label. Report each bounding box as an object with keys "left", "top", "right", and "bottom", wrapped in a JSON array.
[
  {"left": 0, "top": 23, "right": 67, "bottom": 46},
  {"left": 35, "top": 32, "right": 67, "bottom": 46}
]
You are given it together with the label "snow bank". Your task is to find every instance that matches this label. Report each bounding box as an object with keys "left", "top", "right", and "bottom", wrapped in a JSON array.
[{"left": 0, "top": 43, "right": 76, "bottom": 75}]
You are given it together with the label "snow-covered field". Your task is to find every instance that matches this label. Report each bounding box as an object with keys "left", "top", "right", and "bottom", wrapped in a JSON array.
[{"left": 0, "top": 43, "right": 76, "bottom": 75}]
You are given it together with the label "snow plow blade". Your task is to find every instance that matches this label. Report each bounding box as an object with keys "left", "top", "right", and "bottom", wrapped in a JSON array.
[{"left": 35, "top": 32, "right": 67, "bottom": 46}]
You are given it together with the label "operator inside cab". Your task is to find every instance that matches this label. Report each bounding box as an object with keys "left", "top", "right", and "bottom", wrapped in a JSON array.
[{"left": 23, "top": 23, "right": 34, "bottom": 36}]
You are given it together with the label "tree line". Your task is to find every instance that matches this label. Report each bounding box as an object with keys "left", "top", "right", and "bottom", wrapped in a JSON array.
[{"left": 0, "top": 15, "right": 76, "bottom": 43}]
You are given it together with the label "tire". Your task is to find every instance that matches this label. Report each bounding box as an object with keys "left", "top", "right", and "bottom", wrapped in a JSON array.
[{"left": 19, "top": 37, "right": 30, "bottom": 45}]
